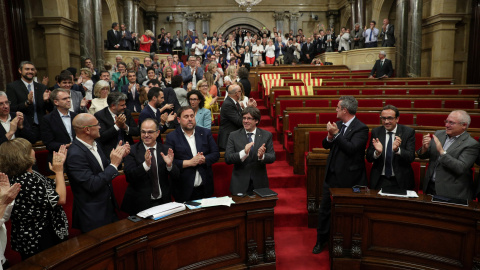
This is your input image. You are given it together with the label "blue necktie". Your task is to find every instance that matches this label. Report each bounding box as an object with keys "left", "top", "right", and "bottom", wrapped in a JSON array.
[
  {"left": 247, "top": 133, "right": 254, "bottom": 143},
  {"left": 385, "top": 132, "right": 393, "bottom": 177},
  {"left": 28, "top": 84, "right": 39, "bottom": 124},
  {"left": 369, "top": 29, "right": 373, "bottom": 42}
]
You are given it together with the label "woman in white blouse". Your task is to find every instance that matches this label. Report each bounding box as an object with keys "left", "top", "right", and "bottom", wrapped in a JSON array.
[
  {"left": 79, "top": 68, "right": 94, "bottom": 100},
  {"left": 89, "top": 80, "right": 110, "bottom": 114},
  {"left": 264, "top": 39, "right": 276, "bottom": 65}
]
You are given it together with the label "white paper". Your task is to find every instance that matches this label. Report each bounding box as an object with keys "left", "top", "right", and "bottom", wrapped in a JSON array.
[
  {"left": 378, "top": 190, "right": 419, "bottom": 198},
  {"left": 137, "top": 202, "right": 186, "bottom": 219},
  {"left": 200, "top": 196, "right": 235, "bottom": 208}
]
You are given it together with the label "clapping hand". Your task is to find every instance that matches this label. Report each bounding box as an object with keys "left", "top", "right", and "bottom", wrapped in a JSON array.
[
  {"left": 372, "top": 138, "right": 383, "bottom": 155},
  {"left": 49, "top": 144, "right": 67, "bottom": 174},
  {"left": 326, "top": 121, "right": 339, "bottom": 138},
  {"left": 245, "top": 142, "right": 254, "bottom": 155},
  {"left": 0, "top": 173, "right": 20, "bottom": 206},
  {"left": 392, "top": 136, "right": 402, "bottom": 152},
  {"left": 257, "top": 143, "right": 266, "bottom": 160},
  {"left": 160, "top": 148, "right": 174, "bottom": 167}
]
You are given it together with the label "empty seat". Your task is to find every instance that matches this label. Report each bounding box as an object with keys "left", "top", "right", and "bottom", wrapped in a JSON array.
[
  {"left": 444, "top": 100, "right": 475, "bottom": 109},
  {"left": 385, "top": 99, "right": 411, "bottom": 108},
  {"left": 407, "top": 81, "right": 428, "bottom": 85},
  {"left": 276, "top": 100, "right": 304, "bottom": 132},
  {"left": 305, "top": 99, "right": 329, "bottom": 107},
  {"left": 358, "top": 99, "right": 383, "bottom": 107},
  {"left": 414, "top": 132, "right": 424, "bottom": 151},
  {"left": 339, "top": 89, "right": 360, "bottom": 95},
  {"left": 284, "top": 113, "right": 317, "bottom": 153},
  {"left": 386, "top": 81, "right": 406, "bottom": 86},
  {"left": 385, "top": 89, "right": 407, "bottom": 95},
  {"left": 318, "top": 112, "right": 339, "bottom": 124},
  {"left": 315, "top": 90, "right": 337, "bottom": 95},
  {"left": 324, "top": 82, "right": 343, "bottom": 86},
  {"left": 416, "top": 114, "right": 448, "bottom": 126},
  {"left": 434, "top": 89, "right": 458, "bottom": 95},
  {"left": 409, "top": 89, "right": 432, "bottom": 95},
  {"left": 414, "top": 100, "right": 442, "bottom": 108},
  {"left": 411, "top": 162, "right": 421, "bottom": 192},
  {"left": 461, "top": 89, "right": 480, "bottom": 95},
  {"left": 365, "top": 81, "right": 384, "bottom": 86},
  {"left": 470, "top": 115, "right": 480, "bottom": 128},
  {"left": 345, "top": 82, "right": 364, "bottom": 86},
  {"left": 400, "top": 113, "right": 415, "bottom": 125},
  {"left": 430, "top": 80, "right": 451, "bottom": 85},
  {"left": 356, "top": 112, "right": 381, "bottom": 125},
  {"left": 362, "top": 89, "right": 383, "bottom": 95}
]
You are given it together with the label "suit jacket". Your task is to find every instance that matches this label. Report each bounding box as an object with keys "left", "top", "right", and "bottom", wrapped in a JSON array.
[
  {"left": 0, "top": 112, "right": 36, "bottom": 145},
  {"left": 366, "top": 124, "right": 416, "bottom": 190},
  {"left": 107, "top": 29, "right": 122, "bottom": 50},
  {"left": 172, "top": 35, "right": 184, "bottom": 49},
  {"left": 301, "top": 43, "right": 315, "bottom": 63},
  {"left": 138, "top": 105, "right": 168, "bottom": 138},
  {"left": 136, "top": 66, "right": 148, "bottom": 85},
  {"left": 218, "top": 96, "right": 243, "bottom": 150},
  {"left": 70, "top": 90, "right": 87, "bottom": 114},
  {"left": 66, "top": 139, "right": 119, "bottom": 232},
  {"left": 121, "top": 84, "right": 142, "bottom": 113},
  {"left": 274, "top": 41, "right": 286, "bottom": 58},
  {"left": 120, "top": 30, "right": 133, "bottom": 50},
  {"left": 94, "top": 107, "right": 139, "bottom": 156},
  {"left": 417, "top": 130, "right": 480, "bottom": 200},
  {"left": 225, "top": 128, "right": 276, "bottom": 194},
  {"left": 121, "top": 142, "right": 180, "bottom": 215},
  {"left": 195, "top": 108, "right": 211, "bottom": 129},
  {"left": 41, "top": 109, "right": 77, "bottom": 163},
  {"left": 336, "top": 33, "right": 350, "bottom": 51},
  {"left": 161, "top": 87, "right": 181, "bottom": 116},
  {"left": 181, "top": 66, "right": 204, "bottom": 90},
  {"left": 6, "top": 80, "right": 53, "bottom": 126},
  {"left": 350, "top": 28, "right": 365, "bottom": 48},
  {"left": 313, "top": 37, "right": 326, "bottom": 55},
  {"left": 165, "top": 126, "right": 219, "bottom": 202},
  {"left": 370, "top": 59, "right": 394, "bottom": 78},
  {"left": 323, "top": 117, "right": 369, "bottom": 188},
  {"left": 161, "top": 37, "right": 173, "bottom": 54},
  {"left": 381, "top": 24, "right": 395, "bottom": 47}
]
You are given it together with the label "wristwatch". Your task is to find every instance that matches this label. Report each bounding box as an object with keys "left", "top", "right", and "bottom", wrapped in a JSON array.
[{"left": 442, "top": 150, "right": 447, "bottom": 156}]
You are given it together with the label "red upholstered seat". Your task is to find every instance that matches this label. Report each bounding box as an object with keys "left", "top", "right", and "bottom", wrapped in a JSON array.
[
  {"left": 318, "top": 76, "right": 332, "bottom": 79},
  {"left": 351, "top": 75, "right": 366, "bottom": 79},
  {"left": 318, "top": 113, "right": 338, "bottom": 124},
  {"left": 112, "top": 175, "right": 129, "bottom": 219},
  {"left": 284, "top": 113, "right": 317, "bottom": 153},
  {"left": 415, "top": 132, "right": 424, "bottom": 150},
  {"left": 315, "top": 90, "right": 337, "bottom": 95},
  {"left": 64, "top": 186, "right": 82, "bottom": 238},
  {"left": 335, "top": 76, "right": 350, "bottom": 79},
  {"left": 461, "top": 89, "right": 480, "bottom": 95},
  {"left": 416, "top": 114, "right": 448, "bottom": 126},
  {"left": 365, "top": 159, "right": 373, "bottom": 184},
  {"left": 385, "top": 81, "right": 405, "bottom": 86},
  {"left": 270, "top": 90, "right": 292, "bottom": 116},
  {"left": 339, "top": 89, "right": 360, "bottom": 95},
  {"left": 365, "top": 81, "right": 384, "bottom": 86},
  {"left": 287, "top": 82, "right": 304, "bottom": 86},
  {"left": 434, "top": 89, "right": 458, "bottom": 95},
  {"left": 308, "top": 131, "right": 328, "bottom": 151},
  {"left": 412, "top": 162, "right": 421, "bottom": 192},
  {"left": 212, "top": 133, "right": 218, "bottom": 143},
  {"left": 305, "top": 99, "right": 329, "bottom": 107},
  {"left": 409, "top": 89, "right": 432, "bottom": 95},
  {"left": 470, "top": 116, "right": 480, "bottom": 128},
  {"left": 407, "top": 81, "right": 428, "bottom": 85},
  {"left": 356, "top": 112, "right": 381, "bottom": 125},
  {"left": 324, "top": 82, "right": 343, "bottom": 86},
  {"left": 358, "top": 99, "right": 383, "bottom": 107},
  {"left": 212, "top": 162, "right": 234, "bottom": 197},
  {"left": 385, "top": 89, "right": 407, "bottom": 95},
  {"left": 276, "top": 100, "right": 303, "bottom": 132},
  {"left": 414, "top": 100, "right": 442, "bottom": 108},
  {"left": 362, "top": 89, "right": 383, "bottom": 95},
  {"left": 444, "top": 100, "right": 475, "bottom": 109},
  {"left": 345, "top": 81, "right": 364, "bottom": 86},
  {"left": 385, "top": 99, "right": 411, "bottom": 108},
  {"left": 430, "top": 80, "right": 451, "bottom": 85},
  {"left": 400, "top": 113, "right": 414, "bottom": 125}
]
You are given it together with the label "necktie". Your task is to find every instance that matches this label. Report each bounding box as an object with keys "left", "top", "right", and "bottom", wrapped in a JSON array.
[
  {"left": 247, "top": 133, "right": 254, "bottom": 143},
  {"left": 385, "top": 132, "right": 393, "bottom": 177},
  {"left": 236, "top": 102, "right": 241, "bottom": 113},
  {"left": 28, "top": 84, "right": 39, "bottom": 124},
  {"left": 369, "top": 29, "right": 373, "bottom": 42},
  {"left": 149, "top": 148, "right": 161, "bottom": 198},
  {"left": 338, "top": 124, "right": 346, "bottom": 136},
  {"left": 381, "top": 60, "right": 384, "bottom": 67},
  {"left": 116, "top": 116, "right": 124, "bottom": 143}
]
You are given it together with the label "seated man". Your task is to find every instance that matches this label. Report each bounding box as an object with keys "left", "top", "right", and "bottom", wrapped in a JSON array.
[
  {"left": 122, "top": 118, "right": 180, "bottom": 215},
  {"left": 225, "top": 107, "right": 275, "bottom": 196},
  {"left": 67, "top": 113, "right": 129, "bottom": 232},
  {"left": 165, "top": 106, "right": 219, "bottom": 202},
  {"left": 369, "top": 51, "right": 394, "bottom": 79},
  {"left": 0, "top": 92, "right": 35, "bottom": 145},
  {"left": 94, "top": 92, "right": 139, "bottom": 157},
  {"left": 41, "top": 89, "right": 77, "bottom": 164},
  {"left": 417, "top": 110, "right": 480, "bottom": 200}
]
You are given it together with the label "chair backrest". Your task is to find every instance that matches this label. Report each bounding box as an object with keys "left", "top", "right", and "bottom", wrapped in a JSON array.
[
  {"left": 358, "top": 99, "right": 383, "bottom": 107},
  {"left": 414, "top": 100, "right": 442, "bottom": 108},
  {"left": 386, "top": 99, "right": 411, "bottom": 108},
  {"left": 308, "top": 131, "right": 328, "bottom": 151},
  {"left": 339, "top": 89, "right": 360, "bottom": 95},
  {"left": 416, "top": 114, "right": 447, "bottom": 126},
  {"left": 279, "top": 100, "right": 304, "bottom": 116},
  {"left": 288, "top": 113, "right": 317, "bottom": 131},
  {"left": 444, "top": 100, "right": 475, "bottom": 109},
  {"left": 362, "top": 89, "right": 383, "bottom": 95},
  {"left": 409, "top": 89, "right": 432, "bottom": 95},
  {"left": 356, "top": 112, "right": 381, "bottom": 125},
  {"left": 305, "top": 99, "right": 330, "bottom": 107},
  {"left": 318, "top": 112, "right": 338, "bottom": 124},
  {"left": 290, "top": 86, "right": 313, "bottom": 96}
]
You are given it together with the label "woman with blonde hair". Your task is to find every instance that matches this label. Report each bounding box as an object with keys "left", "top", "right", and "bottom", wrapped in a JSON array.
[
  {"left": 197, "top": 80, "right": 218, "bottom": 122},
  {"left": 204, "top": 71, "right": 218, "bottom": 97},
  {"left": 79, "top": 68, "right": 94, "bottom": 100},
  {"left": 89, "top": 80, "right": 110, "bottom": 114},
  {"left": 223, "top": 65, "right": 237, "bottom": 86},
  {"left": 162, "top": 66, "right": 174, "bottom": 87},
  {"left": 139, "top": 30, "right": 154, "bottom": 52},
  {"left": 0, "top": 139, "right": 68, "bottom": 260},
  {"left": 233, "top": 81, "right": 249, "bottom": 109}
]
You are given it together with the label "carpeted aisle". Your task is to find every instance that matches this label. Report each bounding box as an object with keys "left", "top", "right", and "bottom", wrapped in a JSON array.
[{"left": 254, "top": 95, "right": 330, "bottom": 269}]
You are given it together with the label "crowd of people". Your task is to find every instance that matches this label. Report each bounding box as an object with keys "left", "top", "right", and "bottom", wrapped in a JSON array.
[{"left": 107, "top": 19, "right": 395, "bottom": 67}]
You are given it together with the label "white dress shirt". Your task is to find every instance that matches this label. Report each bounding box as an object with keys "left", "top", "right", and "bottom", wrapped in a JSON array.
[{"left": 182, "top": 128, "right": 202, "bottom": 186}]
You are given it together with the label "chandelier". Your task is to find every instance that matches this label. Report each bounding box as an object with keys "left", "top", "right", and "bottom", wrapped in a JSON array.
[{"left": 235, "top": 0, "right": 262, "bottom": 12}]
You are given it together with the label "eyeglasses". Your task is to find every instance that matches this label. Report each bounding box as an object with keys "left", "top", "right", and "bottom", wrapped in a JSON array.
[
  {"left": 201, "top": 85, "right": 209, "bottom": 88},
  {"left": 242, "top": 117, "right": 255, "bottom": 121},
  {"left": 380, "top": 116, "right": 396, "bottom": 121},
  {"left": 0, "top": 101, "right": 11, "bottom": 107},
  {"left": 444, "top": 120, "right": 463, "bottom": 126},
  {"left": 141, "top": 130, "right": 158, "bottom": 135}
]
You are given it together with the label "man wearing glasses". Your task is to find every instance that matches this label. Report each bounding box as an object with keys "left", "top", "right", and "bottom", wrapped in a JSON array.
[
  {"left": 67, "top": 113, "right": 130, "bottom": 232},
  {"left": 0, "top": 92, "right": 36, "bottom": 145},
  {"left": 366, "top": 105, "right": 416, "bottom": 191},
  {"left": 417, "top": 110, "right": 480, "bottom": 200},
  {"left": 94, "top": 92, "right": 139, "bottom": 157},
  {"left": 121, "top": 118, "right": 180, "bottom": 215},
  {"left": 225, "top": 107, "right": 275, "bottom": 196}
]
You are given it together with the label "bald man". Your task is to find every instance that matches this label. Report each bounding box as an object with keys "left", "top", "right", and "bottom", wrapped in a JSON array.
[{"left": 66, "top": 113, "right": 130, "bottom": 233}]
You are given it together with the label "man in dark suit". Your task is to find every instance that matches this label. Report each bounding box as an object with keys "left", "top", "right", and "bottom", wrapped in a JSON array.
[
  {"left": 161, "top": 32, "right": 173, "bottom": 54},
  {"left": 181, "top": 56, "right": 204, "bottom": 90},
  {"left": 138, "top": 87, "right": 176, "bottom": 138},
  {"left": 84, "top": 58, "right": 100, "bottom": 84},
  {"left": 172, "top": 30, "right": 184, "bottom": 58},
  {"left": 218, "top": 85, "right": 255, "bottom": 151},
  {"left": 369, "top": 51, "right": 394, "bottom": 78},
  {"left": 0, "top": 92, "right": 36, "bottom": 145},
  {"left": 56, "top": 72, "right": 87, "bottom": 114},
  {"left": 121, "top": 70, "right": 142, "bottom": 113},
  {"left": 122, "top": 118, "right": 180, "bottom": 215},
  {"left": 418, "top": 110, "right": 480, "bottom": 200},
  {"left": 225, "top": 107, "right": 275, "bottom": 195},
  {"left": 350, "top": 23, "right": 364, "bottom": 49},
  {"left": 380, "top": 18, "right": 395, "bottom": 47},
  {"left": 165, "top": 106, "right": 219, "bottom": 202},
  {"left": 41, "top": 89, "right": 77, "bottom": 164},
  {"left": 6, "top": 61, "right": 53, "bottom": 141},
  {"left": 136, "top": 57, "right": 152, "bottom": 85},
  {"left": 120, "top": 24, "right": 134, "bottom": 51},
  {"left": 366, "top": 105, "right": 416, "bottom": 190},
  {"left": 301, "top": 37, "right": 315, "bottom": 64},
  {"left": 107, "top": 22, "right": 122, "bottom": 50},
  {"left": 313, "top": 30, "right": 326, "bottom": 55},
  {"left": 313, "top": 96, "right": 369, "bottom": 254},
  {"left": 94, "top": 92, "right": 139, "bottom": 158},
  {"left": 67, "top": 113, "right": 129, "bottom": 232}
]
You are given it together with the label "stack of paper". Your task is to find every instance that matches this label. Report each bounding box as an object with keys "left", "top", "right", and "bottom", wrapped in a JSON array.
[
  {"left": 137, "top": 202, "right": 186, "bottom": 219},
  {"left": 378, "top": 190, "right": 419, "bottom": 198},
  {"left": 200, "top": 196, "right": 235, "bottom": 208}
]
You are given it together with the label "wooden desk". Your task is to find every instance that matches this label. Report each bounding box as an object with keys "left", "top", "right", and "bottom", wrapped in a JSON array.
[
  {"left": 329, "top": 188, "right": 480, "bottom": 270},
  {"left": 12, "top": 196, "right": 277, "bottom": 270}
]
